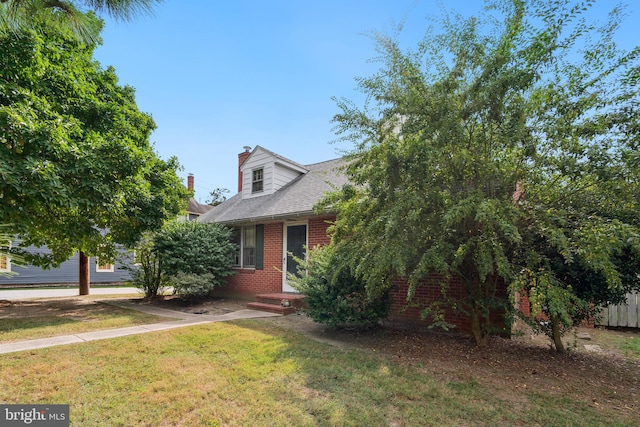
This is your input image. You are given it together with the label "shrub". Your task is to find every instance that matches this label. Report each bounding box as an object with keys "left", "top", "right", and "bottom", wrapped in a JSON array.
[
  {"left": 288, "top": 244, "right": 391, "bottom": 329},
  {"left": 153, "top": 221, "right": 236, "bottom": 300},
  {"left": 171, "top": 272, "right": 217, "bottom": 302},
  {"left": 126, "top": 232, "right": 168, "bottom": 299}
]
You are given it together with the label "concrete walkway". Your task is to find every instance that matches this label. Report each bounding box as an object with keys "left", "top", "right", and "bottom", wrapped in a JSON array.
[
  {"left": 0, "top": 287, "right": 143, "bottom": 300},
  {"left": 0, "top": 289, "right": 280, "bottom": 355}
]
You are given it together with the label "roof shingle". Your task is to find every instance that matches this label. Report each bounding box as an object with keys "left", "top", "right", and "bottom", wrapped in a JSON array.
[{"left": 199, "top": 157, "right": 347, "bottom": 225}]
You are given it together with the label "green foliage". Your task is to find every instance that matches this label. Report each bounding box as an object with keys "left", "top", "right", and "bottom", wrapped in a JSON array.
[
  {"left": 153, "top": 221, "right": 236, "bottom": 300},
  {"left": 205, "top": 187, "right": 229, "bottom": 206},
  {"left": 170, "top": 272, "right": 217, "bottom": 302},
  {"left": 288, "top": 245, "right": 391, "bottom": 329},
  {"left": 0, "top": 14, "right": 188, "bottom": 267},
  {"left": 324, "top": 0, "right": 640, "bottom": 348},
  {"left": 0, "top": 0, "right": 162, "bottom": 44},
  {"left": 621, "top": 337, "right": 640, "bottom": 359},
  {"left": 125, "top": 232, "right": 168, "bottom": 299}
]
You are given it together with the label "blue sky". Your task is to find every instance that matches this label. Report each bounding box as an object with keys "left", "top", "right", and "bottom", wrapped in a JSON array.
[{"left": 92, "top": 0, "right": 637, "bottom": 203}]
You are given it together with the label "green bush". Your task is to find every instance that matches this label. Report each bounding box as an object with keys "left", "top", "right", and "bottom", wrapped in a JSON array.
[
  {"left": 153, "top": 221, "right": 236, "bottom": 300},
  {"left": 171, "top": 272, "right": 217, "bottom": 302},
  {"left": 126, "top": 232, "right": 169, "bottom": 298},
  {"left": 288, "top": 244, "right": 391, "bottom": 329}
]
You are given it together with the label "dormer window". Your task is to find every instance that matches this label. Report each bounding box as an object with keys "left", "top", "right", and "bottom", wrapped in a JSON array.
[{"left": 252, "top": 168, "right": 263, "bottom": 193}]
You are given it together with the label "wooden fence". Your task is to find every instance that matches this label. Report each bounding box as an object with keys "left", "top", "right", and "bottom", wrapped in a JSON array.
[{"left": 596, "top": 292, "right": 640, "bottom": 328}]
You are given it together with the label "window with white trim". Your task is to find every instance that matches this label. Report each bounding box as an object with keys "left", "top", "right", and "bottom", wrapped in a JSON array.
[
  {"left": 0, "top": 255, "right": 10, "bottom": 273},
  {"left": 232, "top": 226, "right": 258, "bottom": 268},
  {"left": 252, "top": 168, "right": 263, "bottom": 193},
  {"left": 96, "top": 260, "right": 114, "bottom": 272}
]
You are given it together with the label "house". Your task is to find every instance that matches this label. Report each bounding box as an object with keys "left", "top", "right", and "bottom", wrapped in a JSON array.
[
  {"left": 199, "top": 146, "right": 347, "bottom": 299},
  {"left": 0, "top": 175, "right": 209, "bottom": 288},
  {"left": 200, "top": 146, "right": 505, "bottom": 331},
  {"left": 0, "top": 245, "right": 131, "bottom": 287},
  {"left": 185, "top": 174, "right": 215, "bottom": 221}
]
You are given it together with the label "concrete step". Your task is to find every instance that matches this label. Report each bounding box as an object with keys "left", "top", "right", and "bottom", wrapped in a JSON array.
[
  {"left": 255, "top": 293, "right": 306, "bottom": 308},
  {"left": 247, "top": 301, "right": 298, "bottom": 316}
]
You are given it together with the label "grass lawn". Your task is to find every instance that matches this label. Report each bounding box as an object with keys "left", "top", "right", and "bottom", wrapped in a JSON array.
[
  {"left": 1, "top": 320, "right": 638, "bottom": 427},
  {"left": 0, "top": 298, "right": 174, "bottom": 343}
]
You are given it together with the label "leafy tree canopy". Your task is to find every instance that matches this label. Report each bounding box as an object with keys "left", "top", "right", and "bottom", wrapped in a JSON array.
[
  {"left": 0, "top": 12, "right": 188, "bottom": 266},
  {"left": 323, "top": 0, "right": 640, "bottom": 348},
  {"left": 0, "top": 0, "right": 162, "bottom": 43}
]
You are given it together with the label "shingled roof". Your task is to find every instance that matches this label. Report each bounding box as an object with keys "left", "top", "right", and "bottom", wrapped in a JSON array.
[
  {"left": 187, "top": 198, "right": 214, "bottom": 216},
  {"left": 199, "top": 157, "right": 347, "bottom": 225}
]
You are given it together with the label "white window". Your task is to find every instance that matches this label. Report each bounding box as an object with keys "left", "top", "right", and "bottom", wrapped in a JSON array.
[
  {"left": 232, "top": 226, "right": 256, "bottom": 268},
  {"left": 252, "top": 168, "right": 263, "bottom": 193},
  {"left": 0, "top": 255, "right": 10, "bottom": 273},
  {"left": 96, "top": 260, "right": 114, "bottom": 272}
]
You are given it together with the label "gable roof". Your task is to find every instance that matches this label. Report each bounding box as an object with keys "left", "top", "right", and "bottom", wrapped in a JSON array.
[
  {"left": 199, "top": 157, "right": 347, "bottom": 225},
  {"left": 246, "top": 145, "right": 308, "bottom": 173},
  {"left": 187, "top": 198, "right": 214, "bottom": 215}
]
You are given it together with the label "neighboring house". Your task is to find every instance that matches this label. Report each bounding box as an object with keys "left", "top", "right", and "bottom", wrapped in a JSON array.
[
  {"left": 185, "top": 174, "right": 215, "bottom": 221},
  {"left": 0, "top": 176, "right": 208, "bottom": 287},
  {"left": 0, "top": 245, "right": 131, "bottom": 286},
  {"left": 0, "top": 253, "right": 11, "bottom": 274},
  {"left": 200, "top": 146, "right": 505, "bottom": 332}
]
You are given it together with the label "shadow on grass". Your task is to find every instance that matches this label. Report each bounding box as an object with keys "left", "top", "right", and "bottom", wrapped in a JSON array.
[
  {"left": 0, "top": 316, "right": 637, "bottom": 426},
  {"left": 198, "top": 320, "right": 635, "bottom": 427},
  {"left": 0, "top": 299, "right": 167, "bottom": 342}
]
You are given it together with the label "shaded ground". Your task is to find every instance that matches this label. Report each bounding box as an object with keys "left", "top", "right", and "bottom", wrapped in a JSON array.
[
  {"left": 0, "top": 298, "right": 122, "bottom": 319},
  {"left": 3, "top": 295, "right": 639, "bottom": 418}
]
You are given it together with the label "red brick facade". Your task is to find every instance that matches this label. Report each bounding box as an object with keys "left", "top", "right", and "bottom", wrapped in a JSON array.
[
  {"left": 217, "top": 214, "right": 508, "bottom": 333},
  {"left": 388, "top": 276, "right": 508, "bottom": 333},
  {"left": 215, "top": 216, "right": 335, "bottom": 300}
]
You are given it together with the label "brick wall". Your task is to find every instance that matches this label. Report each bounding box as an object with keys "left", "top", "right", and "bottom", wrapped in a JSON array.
[
  {"left": 215, "top": 217, "right": 335, "bottom": 299},
  {"left": 215, "top": 222, "right": 284, "bottom": 299},
  {"left": 308, "top": 216, "right": 333, "bottom": 247},
  {"left": 215, "top": 214, "right": 509, "bottom": 334},
  {"left": 388, "top": 275, "right": 508, "bottom": 333}
]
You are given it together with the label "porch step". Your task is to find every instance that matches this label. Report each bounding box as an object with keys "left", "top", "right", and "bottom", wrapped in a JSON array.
[
  {"left": 247, "top": 302, "right": 298, "bottom": 316},
  {"left": 246, "top": 293, "right": 306, "bottom": 316}
]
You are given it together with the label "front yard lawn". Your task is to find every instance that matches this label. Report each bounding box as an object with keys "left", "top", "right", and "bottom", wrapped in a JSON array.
[
  {"left": 0, "top": 298, "right": 174, "bottom": 343},
  {"left": 1, "top": 319, "right": 638, "bottom": 426}
]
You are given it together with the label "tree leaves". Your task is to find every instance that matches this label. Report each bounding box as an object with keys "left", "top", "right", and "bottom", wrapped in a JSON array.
[
  {"left": 0, "top": 13, "right": 188, "bottom": 265},
  {"left": 324, "top": 0, "right": 640, "bottom": 348}
]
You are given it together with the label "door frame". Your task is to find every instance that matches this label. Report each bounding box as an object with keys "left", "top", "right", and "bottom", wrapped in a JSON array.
[{"left": 282, "top": 221, "right": 308, "bottom": 293}]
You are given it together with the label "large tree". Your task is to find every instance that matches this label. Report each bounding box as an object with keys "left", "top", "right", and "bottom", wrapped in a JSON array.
[
  {"left": 0, "top": 12, "right": 188, "bottom": 293},
  {"left": 0, "top": 0, "right": 162, "bottom": 43},
  {"left": 324, "top": 0, "right": 640, "bottom": 348}
]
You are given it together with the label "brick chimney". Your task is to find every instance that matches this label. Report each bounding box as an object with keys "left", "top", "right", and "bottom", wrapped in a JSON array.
[
  {"left": 187, "top": 173, "right": 194, "bottom": 192},
  {"left": 238, "top": 146, "right": 251, "bottom": 193}
]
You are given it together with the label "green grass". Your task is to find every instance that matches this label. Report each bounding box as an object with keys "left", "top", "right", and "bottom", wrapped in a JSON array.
[
  {"left": 0, "top": 321, "right": 636, "bottom": 427},
  {"left": 620, "top": 336, "right": 640, "bottom": 359},
  {"left": 0, "top": 300, "right": 174, "bottom": 343}
]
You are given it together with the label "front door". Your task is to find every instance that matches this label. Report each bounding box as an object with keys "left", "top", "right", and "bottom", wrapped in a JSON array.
[{"left": 282, "top": 223, "right": 307, "bottom": 293}]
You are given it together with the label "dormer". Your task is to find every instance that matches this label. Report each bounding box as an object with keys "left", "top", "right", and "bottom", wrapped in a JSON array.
[{"left": 238, "top": 146, "right": 308, "bottom": 200}]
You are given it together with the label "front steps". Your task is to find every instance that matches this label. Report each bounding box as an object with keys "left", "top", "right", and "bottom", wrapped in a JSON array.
[{"left": 247, "top": 293, "right": 306, "bottom": 316}]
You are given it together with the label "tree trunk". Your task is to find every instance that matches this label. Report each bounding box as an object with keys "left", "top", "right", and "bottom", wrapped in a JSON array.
[
  {"left": 470, "top": 305, "right": 489, "bottom": 347},
  {"left": 550, "top": 314, "right": 565, "bottom": 352},
  {"left": 79, "top": 252, "right": 90, "bottom": 295}
]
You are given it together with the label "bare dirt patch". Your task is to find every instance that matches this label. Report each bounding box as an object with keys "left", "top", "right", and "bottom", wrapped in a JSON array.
[
  {"left": 0, "top": 298, "right": 114, "bottom": 320},
  {"left": 127, "top": 295, "right": 249, "bottom": 316}
]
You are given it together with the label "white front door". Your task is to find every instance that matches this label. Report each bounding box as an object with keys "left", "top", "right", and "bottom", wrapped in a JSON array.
[{"left": 282, "top": 222, "right": 307, "bottom": 293}]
